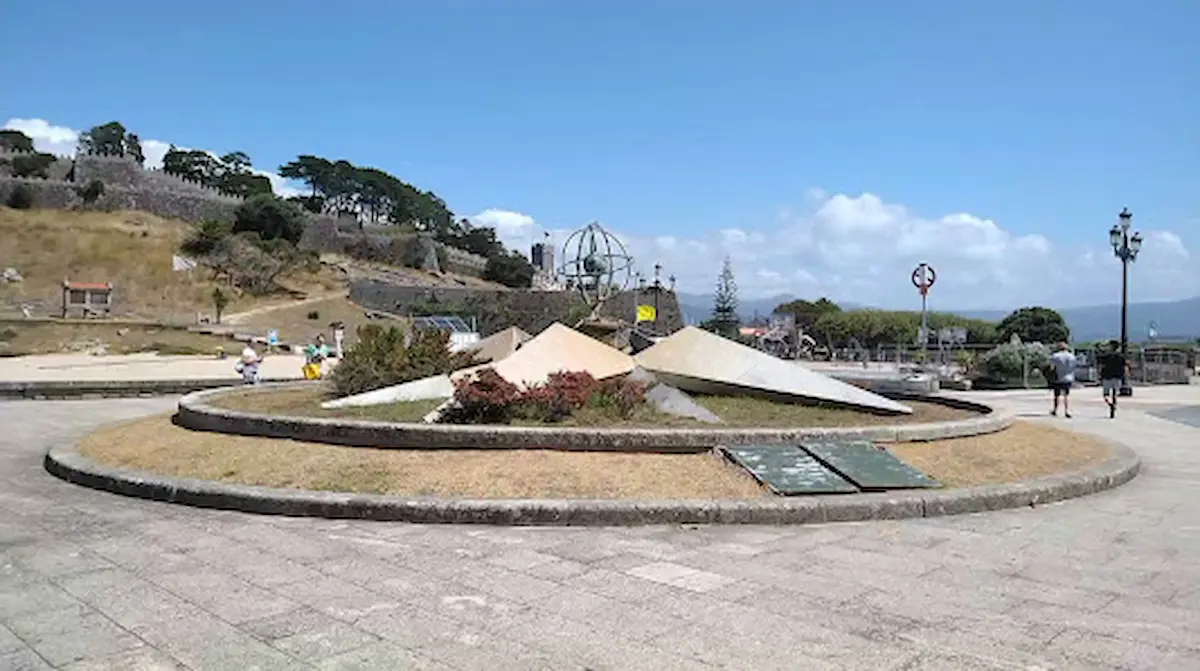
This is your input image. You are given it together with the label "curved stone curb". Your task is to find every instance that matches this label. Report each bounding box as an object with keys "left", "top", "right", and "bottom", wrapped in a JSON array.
[
  {"left": 177, "top": 383, "right": 1014, "bottom": 452},
  {"left": 44, "top": 440, "right": 1140, "bottom": 526},
  {"left": 0, "top": 378, "right": 298, "bottom": 401}
]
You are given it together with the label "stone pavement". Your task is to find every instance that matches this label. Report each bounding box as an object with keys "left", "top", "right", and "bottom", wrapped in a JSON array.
[
  {"left": 1, "top": 388, "right": 1199, "bottom": 669},
  {"left": 0, "top": 353, "right": 306, "bottom": 383}
]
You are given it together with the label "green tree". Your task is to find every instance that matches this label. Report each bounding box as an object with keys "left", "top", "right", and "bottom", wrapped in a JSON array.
[
  {"left": 329, "top": 324, "right": 471, "bottom": 397},
  {"left": 703, "top": 256, "right": 740, "bottom": 338},
  {"left": 996, "top": 306, "right": 1070, "bottom": 344},
  {"left": 220, "top": 151, "right": 252, "bottom": 172},
  {"left": 77, "top": 121, "right": 144, "bottom": 163},
  {"left": 126, "top": 133, "right": 145, "bottom": 165},
  {"left": 278, "top": 155, "right": 333, "bottom": 199},
  {"left": 181, "top": 220, "right": 233, "bottom": 256},
  {"left": 11, "top": 152, "right": 56, "bottom": 178},
  {"left": 162, "top": 147, "right": 220, "bottom": 183},
  {"left": 483, "top": 250, "right": 536, "bottom": 288},
  {"left": 446, "top": 222, "right": 504, "bottom": 258},
  {"left": 164, "top": 148, "right": 272, "bottom": 198},
  {"left": 211, "top": 287, "right": 229, "bottom": 324},
  {"left": 774, "top": 297, "right": 842, "bottom": 331},
  {"left": 0, "top": 130, "right": 34, "bottom": 152},
  {"left": 217, "top": 151, "right": 273, "bottom": 198},
  {"left": 232, "top": 194, "right": 307, "bottom": 244}
]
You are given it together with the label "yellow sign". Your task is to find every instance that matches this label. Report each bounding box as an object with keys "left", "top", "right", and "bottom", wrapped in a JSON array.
[{"left": 636, "top": 305, "right": 657, "bottom": 322}]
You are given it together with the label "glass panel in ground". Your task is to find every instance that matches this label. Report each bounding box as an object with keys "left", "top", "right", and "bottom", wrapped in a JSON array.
[
  {"left": 800, "top": 440, "right": 940, "bottom": 490},
  {"left": 721, "top": 444, "right": 859, "bottom": 495}
]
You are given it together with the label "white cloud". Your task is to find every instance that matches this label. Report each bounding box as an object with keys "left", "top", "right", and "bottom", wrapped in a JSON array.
[
  {"left": 476, "top": 195, "right": 1198, "bottom": 310},
  {"left": 3, "top": 118, "right": 78, "bottom": 155},
  {"left": 8, "top": 119, "right": 1194, "bottom": 310},
  {"left": 3, "top": 117, "right": 303, "bottom": 197},
  {"left": 467, "top": 208, "right": 536, "bottom": 235},
  {"left": 1149, "top": 231, "right": 1189, "bottom": 259}
]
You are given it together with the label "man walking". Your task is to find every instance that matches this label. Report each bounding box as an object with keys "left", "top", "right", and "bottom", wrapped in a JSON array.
[
  {"left": 1049, "top": 341, "right": 1077, "bottom": 418},
  {"left": 1097, "top": 340, "right": 1130, "bottom": 418}
]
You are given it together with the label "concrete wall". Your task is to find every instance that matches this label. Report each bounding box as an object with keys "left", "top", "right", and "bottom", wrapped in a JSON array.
[{"left": 350, "top": 278, "right": 685, "bottom": 337}]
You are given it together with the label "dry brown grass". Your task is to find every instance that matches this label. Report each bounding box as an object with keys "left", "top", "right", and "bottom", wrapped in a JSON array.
[
  {"left": 697, "top": 395, "right": 973, "bottom": 427},
  {"left": 209, "top": 384, "right": 977, "bottom": 428},
  {"left": 208, "top": 386, "right": 441, "bottom": 422},
  {"left": 0, "top": 320, "right": 232, "bottom": 356},
  {"left": 78, "top": 417, "right": 1111, "bottom": 498},
  {"left": 227, "top": 296, "right": 406, "bottom": 347},
  {"left": 0, "top": 208, "right": 341, "bottom": 323},
  {"left": 890, "top": 421, "right": 1111, "bottom": 487},
  {"left": 79, "top": 415, "right": 767, "bottom": 499}
]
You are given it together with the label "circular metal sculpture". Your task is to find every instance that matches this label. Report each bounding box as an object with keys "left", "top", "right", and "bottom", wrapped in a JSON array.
[{"left": 559, "top": 221, "right": 634, "bottom": 320}]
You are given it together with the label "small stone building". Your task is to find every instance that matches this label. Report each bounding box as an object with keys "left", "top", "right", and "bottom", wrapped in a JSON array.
[{"left": 61, "top": 279, "right": 113, "bottom": 318}]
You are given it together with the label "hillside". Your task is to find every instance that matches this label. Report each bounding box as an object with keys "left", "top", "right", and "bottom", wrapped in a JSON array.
[
  {"left": 955, "top": 299, "right": 1200, "bottom": 342},
  {"left": 0, "top": 207, "right": 343, "bottom": 323},
  {"left": 677, "top": 289, "right": 1200, "bottom": 341}
]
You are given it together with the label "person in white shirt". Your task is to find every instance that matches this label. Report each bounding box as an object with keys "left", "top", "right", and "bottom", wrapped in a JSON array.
[
  {"left": 1048, "top": 341, "right": 1078, "bottom": 418},
  {"left": 332, "top": 323, "right": 345, "bottom": 359},
  {"left": 237, "top": 344, "right": 263, "bottom": 384}
]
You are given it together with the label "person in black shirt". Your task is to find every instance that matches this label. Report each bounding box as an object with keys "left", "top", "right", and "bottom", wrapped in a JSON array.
[{"left": 1096, "top": 340, "right": 1129, "bottom": 418}]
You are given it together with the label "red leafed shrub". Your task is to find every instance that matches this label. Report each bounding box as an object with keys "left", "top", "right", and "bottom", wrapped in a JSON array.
[
  {"left": 441, "top": 367, "right": 522, "bottom": 424},
  {"left": 441, "top": 369, "right": 650, "bottom": 424},
  {"left": 594, "top": 377, "right": 650, "bottom": 418},
  {"left": 520, "top": 371, "right": 599, "bottom": 422}
]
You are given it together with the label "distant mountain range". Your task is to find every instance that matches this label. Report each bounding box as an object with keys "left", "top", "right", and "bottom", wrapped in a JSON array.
[{"left": 674, "top": 293, "right": 1200, "bottom": 342}]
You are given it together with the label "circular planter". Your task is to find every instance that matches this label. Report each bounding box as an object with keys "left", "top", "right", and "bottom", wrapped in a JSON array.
[
  {"left": 176, "top": 383, "right": 1015, "bottom": 452},
  {"left": 44, "top": 440, "right": 1140, "bottom": 526}
]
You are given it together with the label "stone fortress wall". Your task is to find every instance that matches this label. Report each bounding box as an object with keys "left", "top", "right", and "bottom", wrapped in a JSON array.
[
  {"left": 0, "top": 148, "right": 491, "bottom": 277},
  {"left": 0, "top": 149, "right": 245, "bottom": 222}
]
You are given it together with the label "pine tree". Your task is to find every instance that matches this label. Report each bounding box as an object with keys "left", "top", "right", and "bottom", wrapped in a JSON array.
[{"left": 707, "top": 256, "right": 740, "bottom": 338}]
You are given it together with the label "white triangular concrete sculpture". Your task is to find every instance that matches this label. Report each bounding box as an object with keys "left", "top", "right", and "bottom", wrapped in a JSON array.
[
  {"left": 634, "top": 326, "right": 913, "bottom": 415},
  {"left": 466, "top": 326, "right": 532, "bottom": 363},
  {"left": 321, "top": 373, "right": 455, "bottom": 409},
  {"left": 455, "top": 322, "right": 635, "bottom": 389}
]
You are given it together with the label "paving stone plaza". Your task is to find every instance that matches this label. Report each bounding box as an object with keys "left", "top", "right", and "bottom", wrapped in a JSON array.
[{"left": 2, "top": 386, "right": 1199, "bottom": 669}]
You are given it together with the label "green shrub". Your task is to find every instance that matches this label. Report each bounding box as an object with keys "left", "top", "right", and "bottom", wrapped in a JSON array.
[
  {"left": 12, "top": 152, "right": 55, "bottom": 178},
  {"left": 232, "top": 193, "right": 307, "bottom": 244},
  {"left": 6, "top": 185, "right": 33, "bottom": 209},
  {"left": 329, "top": 324, "right": 470, "bottom": 397},
  {"left": 976, "top": 342, "right": 1051, "bottom": 383},
  {"left": 181, "top": 220, "right": 233, "bottom": 256},
  {"left": 482, "top": 250, "right": 535, "bottom": 288},
  {"left": 0, "top": 327, "right": 17, "bottom": 342},
  {"left": 81, "top": 179, "right": 105, "bottom": 205}
]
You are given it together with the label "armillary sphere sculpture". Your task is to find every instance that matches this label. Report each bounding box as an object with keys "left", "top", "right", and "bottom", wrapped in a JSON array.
[{"left": 559, "top": 221, "right": 634, "bottom": 322}]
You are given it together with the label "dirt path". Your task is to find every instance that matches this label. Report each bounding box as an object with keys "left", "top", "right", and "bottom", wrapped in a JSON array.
[{"left": 222, "top": 291, "right": 348, "bottom": 325}]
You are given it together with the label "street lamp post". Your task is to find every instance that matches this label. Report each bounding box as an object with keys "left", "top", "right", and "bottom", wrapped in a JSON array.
[
  {"left": 911, "top": 263, "right": 937, "bottom": 367},
  {"left": 652, "top": 263, "right": 662, "bottom": 334},
  {"left": 1108, "top": 207, "right": 1143, "bottom": 397}
]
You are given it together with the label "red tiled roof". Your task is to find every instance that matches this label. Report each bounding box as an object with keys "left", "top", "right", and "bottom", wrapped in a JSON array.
[{"left": 64, "top": 281, "right": 111, "bottom": 291}]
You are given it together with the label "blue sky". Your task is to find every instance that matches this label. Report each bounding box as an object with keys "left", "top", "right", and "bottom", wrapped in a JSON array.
[{"left": 3, "top": 0, "right": 1197, "bottom": 308}]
